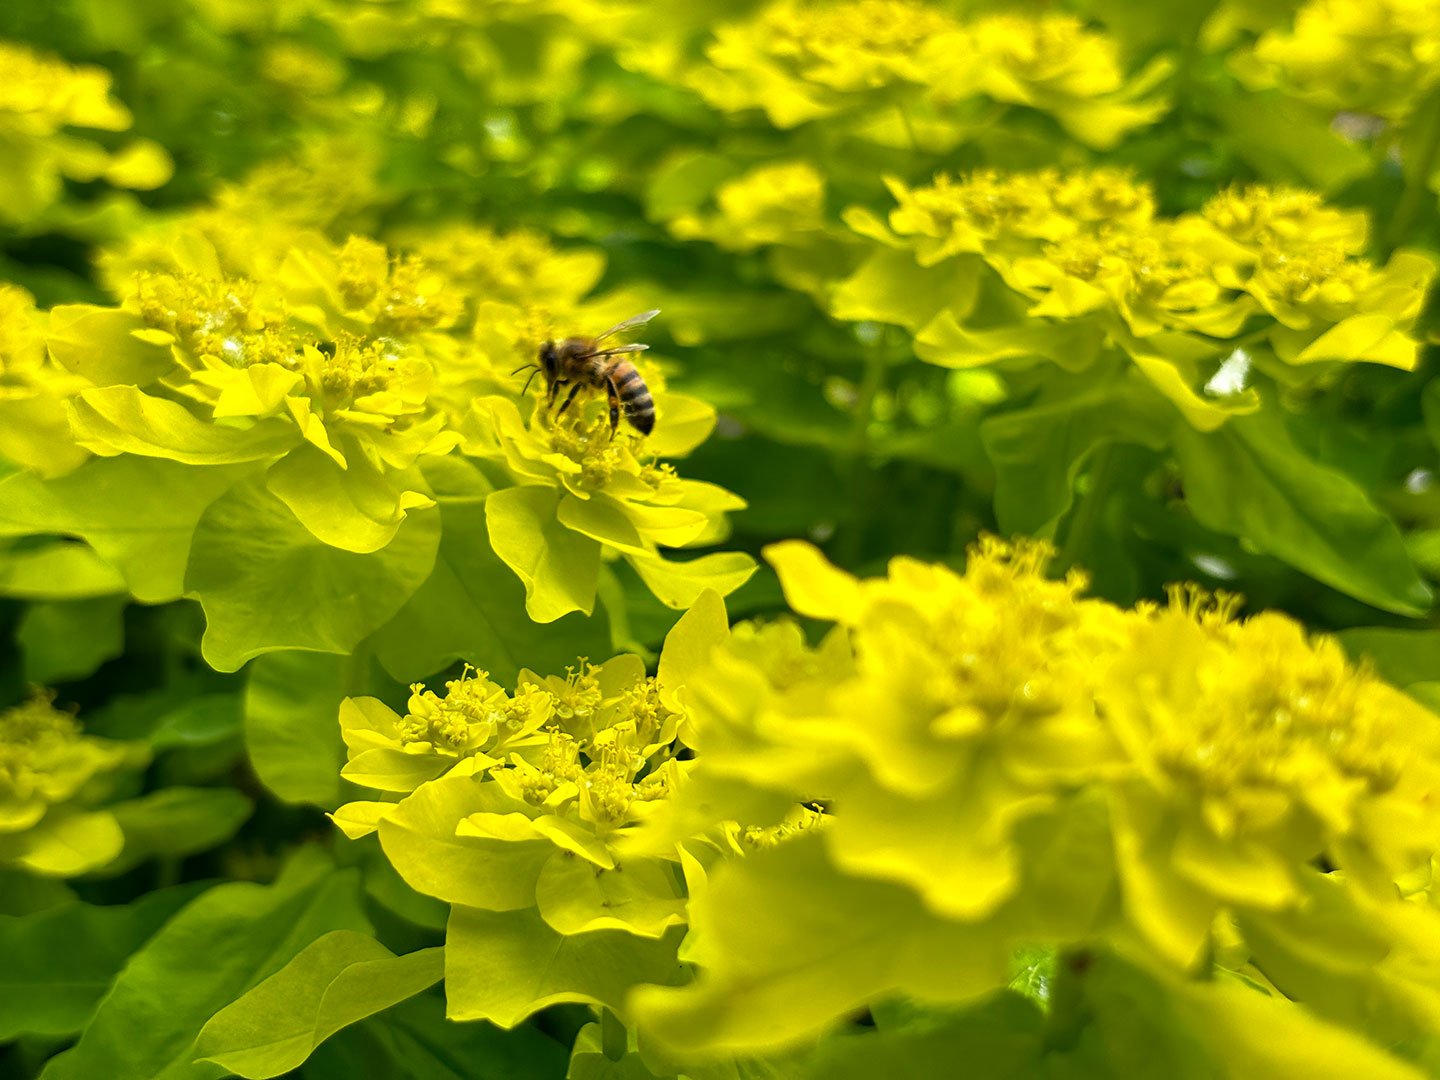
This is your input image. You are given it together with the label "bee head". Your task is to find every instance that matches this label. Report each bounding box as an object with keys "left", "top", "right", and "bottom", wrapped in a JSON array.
[{"left": 538, "top": 341, "right": 558, "bottom": 382}]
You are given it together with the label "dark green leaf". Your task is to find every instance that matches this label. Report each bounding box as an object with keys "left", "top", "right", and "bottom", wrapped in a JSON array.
[
  {"left": 372, "top": 497, "right": 608, "bottom": 687},
  {"left": 0, "top": 883, "right": 206, "bottom": 1040},
  {"left": 1174, "top": 411, "right": 1432, "bottom": 616},
  {"left": 186, "top": 479, "right": 441, "bottom": 672},
  {"left": 18, "top": 596, "right": 128, "bottom": 683},
  {"left": 195, "top": 931, "right": 444, "bottom": 1079},
  {"left": 39, "top": 849, "right": 370, "bottom": 1080}
]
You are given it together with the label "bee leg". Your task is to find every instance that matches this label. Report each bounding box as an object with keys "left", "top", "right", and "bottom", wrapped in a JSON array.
[
  {"left": 606, "top": 380, "right": 620, "bottom": 436},
  {"left": 547, "top": 379, "right": 566, "bottom": 408},
  {"left": 556, "top": 383, "right": 584, "bottom": 417}
]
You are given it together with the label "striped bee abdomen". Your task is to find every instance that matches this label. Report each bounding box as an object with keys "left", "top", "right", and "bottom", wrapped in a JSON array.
[{"left": 609, "top": 360, "right": 655, "bottom": 435}]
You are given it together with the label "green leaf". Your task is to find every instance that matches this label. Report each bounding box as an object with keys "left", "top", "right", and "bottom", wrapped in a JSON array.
[
  {"left": 829, "top": 248, "right": 981, "bottom": 332},
  {"left": 0, "top": 541, "right": 126, "bottom": 600},
  {"left": 655, "top": 588, "right": 729, "bottom": 711},
  {"left": 644, "top": 150, "right": 743, "bottom": 221},
  {"left": 46, "top": 306, "right": 175, "bottom": 387},
  {"left": 0, "top": 459, "right": 250, "bottom": 603},
  {"left": 0, "top": 808, "right": 125, "bottom": 877},
  {"left": 303, "top": 992, "right": 568, "bottom": 1080},
  {"left": 0, "top": 883, "right": 207, "bottom": 1040},
  {"left": 0, "top": 868, "right": 75, "bottom": 916},
  {"left": 445, "top": 905, "right": 685, "bottom": 1027},
  {"left": 18, "top": 595, "right": 128, "bottom": 683},
  {"left": 358, "top": 845, "right": 450, "bottom": 932},
  {"left": 372, "top": 495, "right": 608, "bottom": 687},
  {"left": 980, "top": 376, "right": 1170, "bottom": 536},
  {"left": 625, "top": 551, "right": 756, "bottom": 610},
  {"left": 1080, "top": 952, "right": 1428, "bottom": 1080},
  {"left": 186, "top": 479, "right": 440, "bottom": 671},
  {"left": 105, "top": 788, "right": 254, "bottom": 874},
  {"left": 376, "top": 772, "right": 553, "bottom": 911},
  {"left": 568, "top": 1020, "right": 667, "bottom": 1080},
  {"left": 1174, "top": 411, "right": 1432, "bottom": 616},
  {"left": 1335, "top": 628, "right": 1440, "bottom": 710},
  {"left": 148, "top": 694, "right": 245, "bottom": 753},
  {"left": 914, "top": 308, "right": 1104, "bottom": 371},
  {"left": 38, "top": 849, "right": 370, "bottom": 1080},
  {"left": 1206, "top": 88, "right": 1373, "bottom": 193},
  {"left": 632, "top": 835, "right": 1008, "bottom": 1055},
  {"left": 486, "top": 485, "right": 601, "bottom": 623},
  {"left": 266, "top": 444, "right": 433, "bottom": 554},
  {"left": 801, "top": 992, "right": 1045, "bottom": 1080},
  {"left": 534, "top": 854, "right": 687, "bottom": 938},
  {"left": 1422, "top": 381, "right": 1440, "bottom": 457},
  {"left": 68, "top": 386, "right": 300, "bottom": 465},
  {"left": 194, "top": 931, "right": 444, "bottom": 1079},
  {"left": 244, "top": 651, "right": 359, "bottom": 808}
]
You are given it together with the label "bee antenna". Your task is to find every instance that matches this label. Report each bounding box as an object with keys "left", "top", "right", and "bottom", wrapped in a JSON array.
[
  {"left": 510, "top": 362, "right": 538, "bottom": 376},
  {"left": 520, "top": 368, "right": 542, "bottom": 396}
]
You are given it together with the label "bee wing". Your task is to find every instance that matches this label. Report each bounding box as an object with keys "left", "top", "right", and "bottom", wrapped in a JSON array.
[
  {"left": 591, "top": 309, "right": 660, "bottom": 345},
  {"left": 590, "top": 343, "right": 649, "bottom": 356}
]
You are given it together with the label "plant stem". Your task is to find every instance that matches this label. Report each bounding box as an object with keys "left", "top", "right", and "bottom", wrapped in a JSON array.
[
  {"left": 836, "top": 348, "right": 887, "bottom": 566},
  {"left": 848, "top": 349, "right": 887, "bottom": 451},
  {"left": 1042, "top": 948, "right": 1093, "bottom": 1053},
  {"left": 896, "top": 102, "right": 920, "bottom": 154},
  {"left": 1056, "top": 444, "right": 1118, "bottom": 573}
]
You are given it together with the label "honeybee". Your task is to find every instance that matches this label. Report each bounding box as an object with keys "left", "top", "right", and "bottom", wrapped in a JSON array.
[{"left": 515, "top": 309, "right": 660, "bottom": 436}]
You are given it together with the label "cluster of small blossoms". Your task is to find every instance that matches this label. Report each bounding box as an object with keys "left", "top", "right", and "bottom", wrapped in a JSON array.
[
  {"left": 336, "top": 653, "right": 688, "bottom": 821},
  {"left": 623, "top": 537, "right": 1440, "bottom": 1056},
  {"left": 1245, "top": 0, "right": 1440, "bottom": 122},
  {"left": 338, "top": 666, "right": 556, "bottom": 791},
  {"left": 688, "top": 3, "right": 1167, "bottom": 147},
  {"left": 0, "top": 689, "right": 147, "bottom": 877},
  {"left": 463, "top": 387, "right": 753, "bottom": 621},
  {"left": 841, "top": 169, "right": 1435, "bottom": 427},
  {"left": 5, "top": 156, "right": 751, "bottom": 615},
  {"left": 397, "top": 223, "right": 607, "bottom": 314},
  {"left": 666, "top": 161, "right": 830, "bottom": 253},
  {"left": 54, "top": 224, "right": 469, "bottom": 553},
  {"left": 0, "top": 39, "right": 171, "bottom": 226},
  {"left": 330, "top": 616, "right": 747, "bottom": 1026},
  {"left": 99, "top": 139, "right": 384, "bottom": 292}
]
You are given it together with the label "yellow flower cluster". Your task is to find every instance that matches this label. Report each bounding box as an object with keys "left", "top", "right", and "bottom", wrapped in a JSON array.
[
  {"left": 841, "top": 169, "right": 1435, "bottom": 428},
  {"left": 331, "top": 634, "right": 705, "bottom": 969},
  {"left": 98, "top": 139, "right": 384, "bottom": 295},
  {"left": 1248, "top": 0, "right": 1440, "bottom": 121},
  {"left": 55, "top": 226, "right": 462, "bottom": 554},
  {"left": 0, "top": 689, "right": 147, "bottom": 877},
  {"left": 624, "top": 538, "right": 1440, "bottom": 1054},
  {"left": 463, "top": 380, "right": 751, "bottom": 620},
  {"left": 2, "top": 148, "right": 752, "bottom": 622},
  {"left": 689, "top": 3, "right": 1167, "bottom": 148},
  {"left": 0, "top": 39, "right": 171, "bottom": 225},
  {"left": 667, "top": 162, "right": 829, "bottom": 253},
  {"left": 0, "top": 41, "right": 132, "bottom": 133}
]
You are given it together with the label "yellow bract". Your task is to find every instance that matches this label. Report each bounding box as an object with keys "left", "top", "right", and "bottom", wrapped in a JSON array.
[
  {"left": 689, "top": 3, "right": 1166, "bottom": 148},
  {"left": 0, "top": 39, "right": 171, "bottom": 225},
  {"left": 0, "top": 286, "right": 90, "bottom": 477},
  {"left": 1248, "top": 0, "right": 1440, "bottom": 121},
  {"left": 842, "top": 169, "right": 1436, "bottom": 428},
  {"left": 625, "top": 538, "right": 1440, "bottom": 1053}
]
